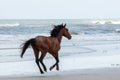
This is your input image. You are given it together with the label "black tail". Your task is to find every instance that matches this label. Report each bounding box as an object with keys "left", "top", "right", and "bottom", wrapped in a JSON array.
[{"left": 20, "top": 38, "right": 35, "bottom": 58}]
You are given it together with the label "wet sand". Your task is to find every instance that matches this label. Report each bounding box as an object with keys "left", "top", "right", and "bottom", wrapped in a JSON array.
[{"left": 0, "top": 68, "right": 120, "bottom": 80}]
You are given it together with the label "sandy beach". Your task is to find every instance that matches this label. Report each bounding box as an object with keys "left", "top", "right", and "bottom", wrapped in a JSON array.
[{"left": 0, "top": 68, "right": 120, "bottom": 80}]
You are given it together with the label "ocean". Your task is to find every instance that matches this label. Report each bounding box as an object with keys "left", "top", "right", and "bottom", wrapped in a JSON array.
[
  {"left": 0, "top": 19, "right": 120, "bottom": 76},
  {"left": 0, "top": 19, "right": 120, "bottom": 37}
]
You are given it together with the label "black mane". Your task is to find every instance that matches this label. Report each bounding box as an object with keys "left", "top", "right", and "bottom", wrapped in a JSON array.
[{"left": 50, "top": 24, "right": 64, "bottom": 37}]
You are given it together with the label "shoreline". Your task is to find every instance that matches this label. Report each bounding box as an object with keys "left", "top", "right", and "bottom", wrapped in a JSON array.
[
  {"left": 0, "top": 37, "right": 120, "bottom": 79},
  {"left": 0, "top": 68, "right": 120, "bottom": 80},
  {"left": 0, "top": 40, "right": 120, "bottom": 77}
]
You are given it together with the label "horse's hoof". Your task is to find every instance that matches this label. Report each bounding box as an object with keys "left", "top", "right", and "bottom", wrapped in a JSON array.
[
  {"left": 49, "top": 67, "right": 53, "bottom": 71},
  {"left": 56, "top": 68, "right": 59, "bottom": 71},
  {"left": 44, "top": 69, "right": 47, "bottom": 72},
  {"left": 41, "top": 71, "right": 44, "bottom": 74},
  {"left": 41, "top": 72, "right": 44, "bottom": 74}
]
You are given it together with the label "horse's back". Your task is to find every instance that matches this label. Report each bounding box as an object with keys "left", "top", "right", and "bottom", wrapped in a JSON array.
[
  {"left": 34, "top": 36, "right": 60, "bottom": 52},
  {"left": 35, "top": 36, "right": 48, "bottom": 42}
]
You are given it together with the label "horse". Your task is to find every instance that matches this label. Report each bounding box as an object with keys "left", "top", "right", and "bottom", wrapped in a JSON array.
[{"left": 20, "top": 23, "right": 72, "bottom": 74}]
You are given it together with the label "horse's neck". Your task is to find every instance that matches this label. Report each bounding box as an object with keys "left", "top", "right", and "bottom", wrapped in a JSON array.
[
  {"left": 51, "top": 31, "right": 63, "bottom": 44},
  {"left": 57, "top": 35, "right": 62, "bottom": 43},
  {"left": 56, "top": 31, "right": 63, "bottom": 43}
]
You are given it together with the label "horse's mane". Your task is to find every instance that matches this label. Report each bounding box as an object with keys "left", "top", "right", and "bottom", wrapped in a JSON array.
[{"left": 50, "top": 24, "right": 64, "bottom": 37}]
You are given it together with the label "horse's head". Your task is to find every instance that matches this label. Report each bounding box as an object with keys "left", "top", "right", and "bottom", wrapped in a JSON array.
[
  {"left": 60, "top": 24, "right": 72, "bottom": 40},
  {"left": 51, "top": 23, "right": 72, "bottom": 40}
]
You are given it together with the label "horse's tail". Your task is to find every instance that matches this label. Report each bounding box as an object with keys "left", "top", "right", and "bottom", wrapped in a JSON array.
[{"left": 20, "top": 38, "right": 35, "bottom": 58}]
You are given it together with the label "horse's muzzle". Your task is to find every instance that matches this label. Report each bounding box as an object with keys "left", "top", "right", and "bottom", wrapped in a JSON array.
[{"left": 68, "top": 36, "right": 72, "bottom": 40}]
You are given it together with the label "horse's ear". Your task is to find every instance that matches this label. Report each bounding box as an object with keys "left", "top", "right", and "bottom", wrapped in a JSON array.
[{"left": 64, "top": 23, "right": 66, "bottom": 27}]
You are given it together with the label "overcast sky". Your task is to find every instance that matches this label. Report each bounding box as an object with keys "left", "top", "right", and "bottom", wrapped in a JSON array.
[{"left": 0, "top": 0, "right": 120, "bottom": 19}]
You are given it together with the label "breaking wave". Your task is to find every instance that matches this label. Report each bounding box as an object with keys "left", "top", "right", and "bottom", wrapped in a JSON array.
[
  {"left": 0, "top": 23, "right": 20, "bottom": 27},
  {"left": 91, "top": 20, "right": 120, "bottom": 25}
]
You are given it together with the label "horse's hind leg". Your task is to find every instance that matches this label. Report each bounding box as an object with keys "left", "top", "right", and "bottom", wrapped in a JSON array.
[
  {"left": 39, "top": 51, "right": 47, "bottom": 72},
  {"left": 32, "top": 47, "right": 44, "bottom": 74},
  {"left": 50, "top": 53, "right": 59, "bottom": 71}
]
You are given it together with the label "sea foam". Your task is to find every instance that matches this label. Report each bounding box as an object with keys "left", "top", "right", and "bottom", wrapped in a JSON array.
[
  {"left": 91, "top": 20, "right": 120, "bottom": 25},
  {"left": 0, "top": 23, "right": 20, "bottom": 27}
]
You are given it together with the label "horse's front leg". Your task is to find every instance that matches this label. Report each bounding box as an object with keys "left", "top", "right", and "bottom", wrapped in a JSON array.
[
  {"left": 56, "top": 57, "right": 59, "bottom": 70},
  {"left": 50, "top": 53, "right": 59, "bottom": 71}
]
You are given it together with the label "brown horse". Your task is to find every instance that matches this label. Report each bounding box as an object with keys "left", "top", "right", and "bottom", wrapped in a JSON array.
[{"left": 20, "top": 24, "right": 71, "bottom": 74}]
